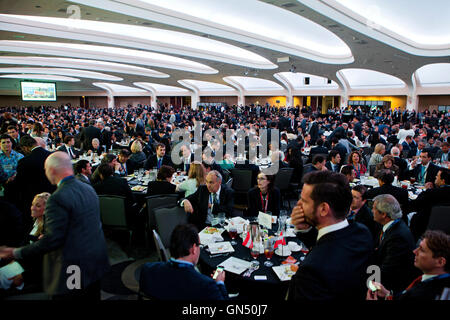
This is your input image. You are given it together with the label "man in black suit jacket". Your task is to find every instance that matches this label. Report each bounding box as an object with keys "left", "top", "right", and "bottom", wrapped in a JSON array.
[
  {"left": 6, "top": 135, "right": 55, "bottom": 229},
  {"left": 406, "top": 150, "right": 440, "bottom": 185},
  {"left": 325, "top": 150, "right": 342, "bottom": 173},
  {"left": 80, "top": 120, "right": 102, "bottom": 151},
  {"left": 74, "top": 159, "right": 92, "bottom": 185},
  {"left": 289, "top": 171, "right": 373, "bottom": 300},
  {"left": 57, "top": 135, "right": 78, "bottom": 160},
  {"left": 370, "top": 194, "right": 420, "bottom": 294},
  {"left": 181, "top": 171, "right": 234, "bottom": 230},
  {"left": 367, "top": 230, "right": 450, "bottom": 301},
  {"left": 144, "top": 143, "right": 173, "bottom": 170},
  {"left": 348, "top": 185, "right": 381, "bottom": 245},
  {"left": 308, "top": 138, "right": 328, "bottom": 163},
  {"left": 409, "top": 168, "right": 450, "bottom": 241},
  {"left": 307, "top": 116, "right": 319, "bottom": 144},
  {"left": 0, "top": 152, "right": 110, "bottom": 299},
  {"left": 365, "top": 170, "right": 409, "bottom": 219},
  {"left": 139, "top": 224, "right": 228, "bottom": 300},
  {"left": 115, "top": 149, "right": 137, "bottom": 177},
  {"left": 390, "top": 147, "right": 408, "bottom": 180},
  {"left": 93, "top": 163, "right": 136, "bottom": 224}
]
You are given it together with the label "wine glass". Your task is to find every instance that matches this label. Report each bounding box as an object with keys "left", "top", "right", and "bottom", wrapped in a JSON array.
[
  {"left": 228, "top": 225, "right": 238, "bottom": 245},
  {"left": 217, "top": 212, "right": 226, "bottom": 228},
  {"left": 263, "top": 238, "right": 275, "bottom": 267}
]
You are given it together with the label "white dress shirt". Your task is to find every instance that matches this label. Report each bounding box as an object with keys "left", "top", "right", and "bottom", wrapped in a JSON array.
[{"left": 317, "top": 219, "right": 349, "bottom": 241}]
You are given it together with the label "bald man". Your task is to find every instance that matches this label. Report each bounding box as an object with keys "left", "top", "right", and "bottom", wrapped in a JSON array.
[
  {"left": 391, "top": 146, "right": 408, "bottom": 180},
  {"left": 0, "top": 151, "right": 110, "bottom": 300}
]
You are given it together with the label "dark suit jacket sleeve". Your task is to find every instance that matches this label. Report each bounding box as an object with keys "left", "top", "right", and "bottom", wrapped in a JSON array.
[
  {"left": 289, "top": 264, "right": 333, "bottom": 300},
  {"left": 213, "top": 187, "right": 234, "bottom": 217},
  {"left": 18, "top": 192, "right": 69, "bottom": 259}
]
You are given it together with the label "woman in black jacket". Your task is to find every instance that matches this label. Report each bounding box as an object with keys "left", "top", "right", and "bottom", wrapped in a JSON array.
[{"left": 247, "top": 172, "right": 281, "bottom": 216}]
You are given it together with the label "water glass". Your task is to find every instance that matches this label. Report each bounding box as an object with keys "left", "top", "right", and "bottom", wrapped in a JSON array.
[
  {"left": 263, "top": 238, "right": 275, "bottom": 267},
  {"left": 217, "top": 212, "right": 226, "bottom": 227}
]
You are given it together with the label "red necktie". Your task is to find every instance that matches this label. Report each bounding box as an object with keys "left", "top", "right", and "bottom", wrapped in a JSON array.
[{"left": 405, "top": 275, "right": 423, "bottom": 291}]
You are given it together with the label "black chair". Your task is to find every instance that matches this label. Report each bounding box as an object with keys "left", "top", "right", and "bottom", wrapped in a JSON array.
[
  {"left": 98, "top": 195, "right": 133, "bottom": 245},
  {"left": 154, "top": 206, "right": 188, "bottom": 248},
  {"left": 153, "top": 229, "right": 170, "bottom": 262},
  {"left": 274, "top": 168, "right": 294, "bottom": 209},
  {"left": 230, "top": 169, "right": 253, "bottom": 212},
  {"left": 427, "top": 206, "right": 450, "bottom": 235},
  {"left": 145, "top": 194, "right": 179, "bottom": 246},
  {"left": 369, "top": 164, "right": 377, "bottom": 176}
]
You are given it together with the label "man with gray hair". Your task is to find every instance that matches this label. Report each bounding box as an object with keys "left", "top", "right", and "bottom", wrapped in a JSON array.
[
  {"left": 370, "top": 194, "right": 420, "bottom": 295},
  {"left": 390, "top": 146, "right": 408, "bottom": 180},
  {"left": 0, "top": 151, "right": 110, "bottom": 300},
  {"left": 181, "top": 170, "right": 234, "bottom": 230}
]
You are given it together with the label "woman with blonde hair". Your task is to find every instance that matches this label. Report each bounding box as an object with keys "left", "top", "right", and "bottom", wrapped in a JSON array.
[
  {"left": 129, "top": 140, "right": 146, "bottom": 168},
  {"left": 369, "top": 143, "right": 386, "bottom": 167},
  {"left": 176, "top": 162, "right": 205, "bottom": 197},
  {"left": 29, "top": 192, "right": 51, "bottom": 242}
]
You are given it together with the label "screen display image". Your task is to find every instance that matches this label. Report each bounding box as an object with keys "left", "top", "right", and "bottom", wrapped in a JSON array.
[{"left": 21, "top": 82, "right": 56, "bottom": 101}]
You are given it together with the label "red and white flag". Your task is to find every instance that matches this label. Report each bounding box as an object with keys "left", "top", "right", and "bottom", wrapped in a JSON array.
[
  {"left": 242, "top": 231, "right": 253, "bottom": 249},
  {"left": 274, "top": 232, "right": 286, "bottom": 249}
]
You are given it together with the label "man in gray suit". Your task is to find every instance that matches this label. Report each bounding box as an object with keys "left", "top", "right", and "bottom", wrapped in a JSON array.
[{"left": 0, "top": 151, "right": 110, "bottom": 300}]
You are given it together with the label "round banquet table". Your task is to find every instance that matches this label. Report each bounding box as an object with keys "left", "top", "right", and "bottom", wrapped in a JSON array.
[{"left": 199, "top": 223, "right": 307, "bottom": 300}]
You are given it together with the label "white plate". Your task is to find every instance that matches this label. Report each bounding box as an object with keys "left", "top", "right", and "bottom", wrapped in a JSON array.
[{"left": 288, "top": 241, "right": 302, "bottom": 252}]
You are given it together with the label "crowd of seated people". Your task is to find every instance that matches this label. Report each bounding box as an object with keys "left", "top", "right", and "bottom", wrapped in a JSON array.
[{"left": 0, "top": 102, "right": 449, "bottom": 301}]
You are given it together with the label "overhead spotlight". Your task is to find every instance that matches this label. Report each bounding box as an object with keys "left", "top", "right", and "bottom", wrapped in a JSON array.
[{"left": 289, "top": 65, "right": 297, "bottom": 73}]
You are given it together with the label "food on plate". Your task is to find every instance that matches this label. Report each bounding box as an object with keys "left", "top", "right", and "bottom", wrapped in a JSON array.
[{"left": 203, "top": 227, "right": 220, "bottom": 234}]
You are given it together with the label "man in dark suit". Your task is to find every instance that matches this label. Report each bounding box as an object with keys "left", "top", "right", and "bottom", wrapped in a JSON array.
[
  {"left": 139, "top": 224, "right": 228, "bottom": 300},
  {"left": 348, "top": 185, "right": 381, "bottom": 245},
  {"left": 325, "top": 150, "right": 342, "bottom": 173},
  {"left": 390, "top": 146, "right": 408, "bottom": 180},
  {"left": 370, "top": 194, "right": 419, "bottom": 294},
  {"left": 434, "top": 142, "right": 449, "bottom": 163},
  {"left": 144, "top": 143, "right": 173, "bottom": 170},
  {"left": 304, "top": 155, "right": 326, "bottom": 175},
  {"left": 365, "top": 170, "right": 409, "bottom": 218},
  {"left": 0, "top": 152, "right": 110, "bottom": 299},
  {"left": 308, "top": 138, "right": 328, "bottom": 163},
  {"left": 367, "top": 230, "right": 450, "bottom": 301},
  {"left": 406, "top": 150, "right": 440, "bottom": 185},
  {"left": 174, "top": 144, "right": 195, "bottom": 173},
  {"left": 289, "top": 171, "right": 373, "bottom": 300},
  {"left": 80, "top": 120, "right": 102, "bottom": 152},
  {"left": 6, "top": 135, "right": 55, "bottom": 229},
  {"left": 181, "top": 171, "right": 234, "bottom": 230},
  {"left": 57, "top": 135, "right": 78, "bottom": 160},
  {"left": 331, "top": 137, "right": 347, "bottom": 165},
  {"left": 93, "top": 163, "right": 136, "bottom": 224},
  {"left": 409, "top": 168, "right": 450, "bottom": 241},
  {"left": 74, "top": 159, "right": 92, "bottom": 185},
  {"left": 307, "top": 115, "right": 319, "bottom": 145},
  {"left": 115, "top": 149, "right": 137, "bottom": 177},
  {"left": 408, "top": 140, "right": 425, "bottom": 159}
]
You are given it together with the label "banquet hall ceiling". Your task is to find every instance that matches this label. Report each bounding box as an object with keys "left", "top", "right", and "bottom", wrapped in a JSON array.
[{"left": 0, "top": 0, "right": 448, "bottom": 96}]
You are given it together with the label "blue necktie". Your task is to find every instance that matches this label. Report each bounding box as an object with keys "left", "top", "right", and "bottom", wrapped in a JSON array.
[{"left": 157, "top": 158, "right": 162, "bottom": 169}]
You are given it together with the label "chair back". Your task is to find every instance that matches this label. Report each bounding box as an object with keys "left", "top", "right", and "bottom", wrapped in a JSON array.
[
  {"left": 230, "top": 169, "right": 253, "bottom": 192},
  {"left": 369, "top": 164, "right": 377, "bottom": 176},
  {"left": 146, "top": 194, "right": 179, "bottom": 230},
  {"left": 427, "top": 206, "right": 450, "bottom": 235},
  {"left": 152, "top": 229, "right": 170, "bottom": 262},
  {"left": 154, "top": 206, "right": 188, "bottom": 248},
  {"left": 274, "top": 168, "right": 294, "bottom": 191},
  {"left": 225, "top": 178, "right": 233, "bottom": 189},
  {"left": 98, "top": 195, "right": 127, "bottom": 227},
  {"left": 221, "top": 169, "right": 230, "bottom": 183}
]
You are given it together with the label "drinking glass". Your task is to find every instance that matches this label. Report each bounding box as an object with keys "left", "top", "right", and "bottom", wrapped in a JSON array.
[
  {"left": 263, "top": 238, "right": 275, "bottom": 267},
  {"left": 250, "top": 242, "right": 260, "bottom": 266},
  {"left": 228, "top": 225, "right": 238, "bottom": 245},
  {"left": 277, "top": 210, "right": 289, "bottom": 236},
  {"left": 217, "top": 212, "right": 226, "bottom": 227}
]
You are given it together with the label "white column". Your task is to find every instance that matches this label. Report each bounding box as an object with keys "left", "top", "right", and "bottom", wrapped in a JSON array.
[
  {"left": 107, "top": 94, "right": 114, "bottom": 109},
  {"left": 407, "top": 75, "right": 419, "bottom": 111}
]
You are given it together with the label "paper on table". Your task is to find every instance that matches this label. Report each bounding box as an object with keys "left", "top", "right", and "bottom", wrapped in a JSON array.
[
  {"left": 220, "top": 257, "right": 252, "bottom": 275},
  {"left": 272, "top": 265, "right": 297, "bottom": 281},
  {"left": 258, "top": 211, "right": 272, "bottom": 229},
  {"left": 0, "top": 261, "right": 24, "bottom": 279},
  {"left": 208, "top": 241, "right": 235, "bottom": 255},
  {"left": 199, "top": 232, "right": 224, "bottom": 246}
]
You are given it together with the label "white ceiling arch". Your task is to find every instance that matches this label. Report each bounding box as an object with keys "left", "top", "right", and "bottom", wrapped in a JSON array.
[
  {"left": 0, "top": 40, "right": 218, "bottom": 75},
  {"left": 0, "top": 67, "right": 122, "bottom": 81},
  {"left": 70, "top": 0, "right": 354, "bottom": 64},
  {"left": 0, "top": 74, "right": 80, "bottom": 82},
  {"left": 0, "top": 56, "right": 169, "bottom": 78},
  {"left": 275, "top": 72, "right": 339, "bottom": 90},
  {"left": 337, "top": 68, "right": 408, "bottom": 96},
  {"left": 299, "top": 0, "right": 450, "bottom": 56},
  {"left": 92, "top": 82, "right": 149, "bottom": 96},
  {"left": 223, "top": 76, "right": 286, "bottom": 96},
  {"left": 0, "top": 14, "right": 276, "bottom": 70},
  {"left": 134, "top": 82, "right": 190, "bottom": 96},
  {"left": 178, "top": 79, "right": 237, "bottom": 96},
  {"left": 415, "top": 63, "right": 450, "bottom": 87}
]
